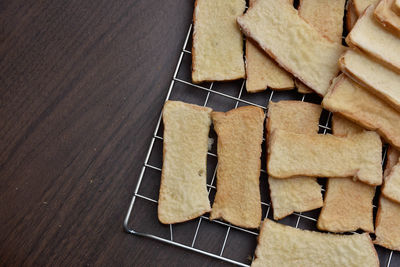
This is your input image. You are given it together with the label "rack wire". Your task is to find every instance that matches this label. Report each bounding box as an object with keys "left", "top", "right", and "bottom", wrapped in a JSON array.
[{"left": 124, "top": 23, "right": 398, "bottom": 266}]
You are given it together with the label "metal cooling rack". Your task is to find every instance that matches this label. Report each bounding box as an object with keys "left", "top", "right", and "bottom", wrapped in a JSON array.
[{"left": 124, "top": 23, "right": 398, "bottom": 266}]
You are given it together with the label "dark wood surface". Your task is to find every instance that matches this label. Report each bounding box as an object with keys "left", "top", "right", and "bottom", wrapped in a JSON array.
[{"left": 0, "top": 0, "right": 232, "bottom": 266}]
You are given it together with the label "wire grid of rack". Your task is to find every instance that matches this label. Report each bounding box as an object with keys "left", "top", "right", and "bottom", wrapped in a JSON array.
[{"left": 124, "top": 23, "right": 398, "bottom": 266}]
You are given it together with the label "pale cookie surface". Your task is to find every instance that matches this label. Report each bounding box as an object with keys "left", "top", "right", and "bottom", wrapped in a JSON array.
[
  {"left": 252, "top": 219, "right": 379, "bottom": 267},
  {"left": 375, "top": 0, "right": 400, "bottom": 36},
  {"left": 158, "top": 101, "right": 212, "bottom": 224},
  {"left": 246, "top": 40, "right": 294, "bottom": 92},
  {"left": 296, "top": 0, "right": 345, "bottom": 94},
  {"left": 339, "top": 50, "right": 400, "bottom": 112},
  {"left": 382, "top": 160, "right": 400, "bottom": 204},
  {"left": 353, "top": 0, "right": 379, "bottom": 15},
  {"left": 268, "top": 177, "right": 322, "bottom": 220},
  {"left": 298, "top": 0, "right": 346, "bottom": 43},
  {"left": 322, "top": 74, "right": 400, "bottom": 150},
  {"left": 267, "top": 101, "right": 322, "bottom": 220},
  {"left": 210, "top": 106, "right": 264, "bottom": 229},
  {"left": 331, "top": 114, "right": 364, "bottom": 137},
  {"left": 375, "top": 196, "right": 400, "bottom": 251},
  {"left": 237, "top": 0, "right": 344, "bottom": 96},
  {"left": 318, "top": 178, "right": 375, "bottom": 232},
  {"left": 374, "top": 146, "right": 400, "bottom": 250},
  {"left": 347, "top": 5, "right": 400, "bottom": 73},
  {"left": 267, "top": 101, "right": 321, "bottom": 134},
  {"left": 317, "top": 115, "right": 375, "bottom": 233},
  {"left": 245, "top": 0, "right": 294, "bottom": 93},
  {"left": 268, "top": 129, "right": 383, "bottom": 185},
  {"left": 192, "top": 0, "right": 245, "bottom": 83}
]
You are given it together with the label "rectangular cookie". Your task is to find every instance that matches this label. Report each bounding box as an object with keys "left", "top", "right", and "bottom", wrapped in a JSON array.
[
  {"left": 374, "top": 196, "right": 400, "bottom": 251},
  {"left": 267, "top": 101, "right": 323, "bottom": 220},
  {"left": 158, "top": 101, "right": 212, "bottom": 224},
  {"left": 267, "top": 101, "right": 322, "bottom": 134},
  {"left": 346, "top": 5, "right": 400, "bottom": 73},
  {"left": 322, "top": 74, "right": 400, "bottom": 150},
  {"left": 245, "top": 0, "right": 294, "bottom": 93},
  {"left": 339, "top": 50, "right": 400, "bottom": 112},
  {"left": 299, "top": 0, "right": 346, "bottom": 43},
  {"left": 353, "top": 0, "right": 379, "bottom": 15},
  {"left": 317, "top": 115, "right": 375, "bottom": 233},
  {"left": 331, "top": 113, "right": 365, "bottom": 136},
  {"left": 192, "top": 0, "right": 245, "bottom": 83},
  {"left": 210, "top": 106, "right": 264, "bottom": 229},
  {"left": 375, "top": 0, "right": 400, "bottom": 37},
  {"left": 237, "top": 0, "right": 344, "bottom": 96},
  {"left": 295, "top": 0, "right": 345, "bottom": 94},
  {"left": 381, "top": 159, "right": 400, "bottom": 204},
  {"left": 375, "top": 146, "right": 400, "bottom": 251},
  {"left": 252, "top": 219, "right": 379, "bottom": 267},
  {"left": 267, "top": 129, "right": 383, "bottom": 186},
  {"left": 246, "top": 40, "right": 294, "bottom": 92}
]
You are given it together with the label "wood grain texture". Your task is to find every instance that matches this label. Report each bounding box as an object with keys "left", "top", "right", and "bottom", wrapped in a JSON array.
[{"left": 0, "top": 0, "right": 231, "bottom": 266}]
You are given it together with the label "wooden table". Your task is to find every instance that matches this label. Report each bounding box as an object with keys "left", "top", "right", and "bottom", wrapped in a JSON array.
[
  {"left": 4, "top": 1, "right": 400, "bottom": 266},
  {"left": 0, "top": 0, "right": 232, "bottom": 265}
]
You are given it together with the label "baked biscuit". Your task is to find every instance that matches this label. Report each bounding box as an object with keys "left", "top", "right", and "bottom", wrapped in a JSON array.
[
  {"left": 268, "top": 129, "right": 382, "bottom": 186},
  {"left": 252, "top": 219, "right": 379, "bottom": 267},
  {"left": 158, "top": 101, "right": 212, "bottom": 224},
  {"left": 192, "top": 0, "right": 245, "bottom": 83},
  {"left": 210, "top": 106, "right": 264, "bottom": 228}
]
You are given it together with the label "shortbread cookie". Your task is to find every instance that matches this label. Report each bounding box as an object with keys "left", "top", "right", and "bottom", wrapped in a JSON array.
[
  {"left": 210, "top": 106, "right": 264, "bottom": 228},
  {"left": 295, "top": 0, "right": 345, "bottom": 94},
  {"left": 299, "top": 0, "right": 346, "bottom": 43},
  {"left": 252, "top": 219, "right": 379, "bottom": 267},
  {"left": 382, "top": 160, "right": 400, "bottom": 204},
  {"left": 192, "top": 0, "right": 245, "bottom": 83},
  {"left": 374, "top": 146, "right": 400, "bottom": 250},
  {"left": 374, "top": 196, "right": 400, "bottom": 251},
  {"left": 158, "top": 101, "right": 212, "bottom": 224},
  {"left": 331, "top": 114, "right": 364, "bottom": 137},
  {"left": 268, "top": 129, "right": 382, "bottom": 185},
  {"left": 246, "top": 40, "right": 294, "bottom": 92}
]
